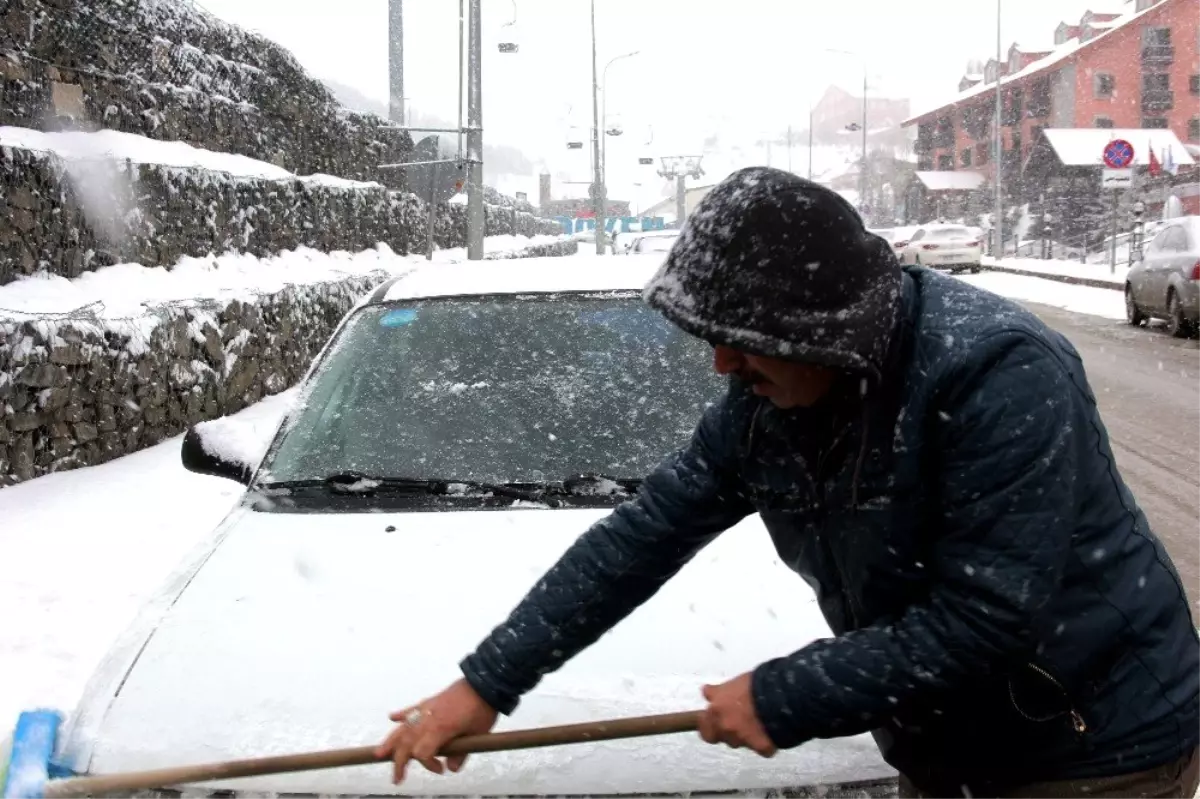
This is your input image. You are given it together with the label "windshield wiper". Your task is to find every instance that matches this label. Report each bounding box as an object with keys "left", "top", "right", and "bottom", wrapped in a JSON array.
[
  {"left": 257, "top": 472, "right": 643, "bottom": 503},
  {"left": 554, "top": 473, "right": 643, "bottom": 497},
  {"left": 257, "top": 472, "right": 545, "bottom": 502}
]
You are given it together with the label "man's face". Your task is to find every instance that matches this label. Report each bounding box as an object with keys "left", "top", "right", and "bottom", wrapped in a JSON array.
[{"left": 712, "top": 345, "right": 838, "bottom": 409}]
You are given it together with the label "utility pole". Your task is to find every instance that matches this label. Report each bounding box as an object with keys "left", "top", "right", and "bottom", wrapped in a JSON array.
[
  {"left": 860, "top": 69, "right": 868, "bottom": 218},
  {"left": 788, "top": 125, "right": 793, "bottom": 173},
  {"left": 808, "top": 103, "right": 814, "bottom": 179},
  {"left": 466, "top": 0, "right": 484, "bottom": 259},
  {"left": 589, "top": 0, "right": 605, "bottom": 255},
  {"left": 388, "top": 0, "right": 404, "bottom": 123},
  {"left": 993, "top": 0, "right": 1004, "bottom": 259}
]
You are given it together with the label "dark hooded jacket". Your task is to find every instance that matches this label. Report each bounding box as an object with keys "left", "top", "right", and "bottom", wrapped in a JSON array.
[{"left": 460, "top": 168, "right": 1199, "bottom": 792}]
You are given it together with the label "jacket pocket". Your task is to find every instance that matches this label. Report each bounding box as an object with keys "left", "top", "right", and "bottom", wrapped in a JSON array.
[{"left": 1007, "top": 662, "right": 1088, "bottom": 735}]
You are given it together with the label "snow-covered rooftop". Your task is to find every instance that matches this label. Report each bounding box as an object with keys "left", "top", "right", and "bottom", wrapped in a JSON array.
[
  {"left": 902, "top": 0, "right": 1168, "bottom": 126},
  {"left": 916, "top": 171, "right": 987, "bottom": 191},
  {"left": 1041, "top": 128, "right": 1195, "bottom": 167}
]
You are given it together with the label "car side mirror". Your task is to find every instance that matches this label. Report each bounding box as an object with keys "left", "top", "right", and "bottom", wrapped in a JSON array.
[{"left": 180, "top": 419, "right": 258, "bottom": 485}]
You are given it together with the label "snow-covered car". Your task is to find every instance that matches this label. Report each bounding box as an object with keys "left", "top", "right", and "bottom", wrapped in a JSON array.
[
  {"left": 897, "top": 224, "right": 982, "bottom": 273},
  {"left": 619, "top": 230, "right": 680, "bottom": 255},
  {"left": 52, "top": 257, "right": 896, "bottom": 797},
  {"left": 1125, "top": 214, "right": 1200, "bottom": 338}
]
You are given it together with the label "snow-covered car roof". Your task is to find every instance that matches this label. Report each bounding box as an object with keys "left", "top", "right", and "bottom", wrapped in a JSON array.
[{"left": 379, "top": 255, "right": 664, "bottom": 302}]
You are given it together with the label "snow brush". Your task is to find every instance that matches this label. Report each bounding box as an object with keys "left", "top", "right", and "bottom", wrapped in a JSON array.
[{"left": 4, "top": 708, "right": 701, "bottom": 798}]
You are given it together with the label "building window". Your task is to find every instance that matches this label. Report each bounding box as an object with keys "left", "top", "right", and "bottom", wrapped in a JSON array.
[
  {"left": 1143, "top": 72, "right": 1170, "bottom": 91},
  {"left": 1143, "top": 117, "right": 1169, "bottom": 128},
  {"left": 1189, "top": 118, "right": 1200, "bottom": 143},
  {"left": 961, "top": 148, "right": 973, "bottom": 167},
  {"left": 1094, "top": 73, "right": 1115, "bottom": 98},
  {"left": 976, "top": 143, "right": 990, "bottom": 165},
  {"left": 1143, "top": 27, "right": 1171, "bottom": 46},
  {"left": 937, "top": 153, "right": 954, "bottom": 170},
  {"left": 1094, "top": 116, "right": 1115, "bottom": 128},
  {"left": 1190, "top": 74, "right": 1199, "bottom": 95}
]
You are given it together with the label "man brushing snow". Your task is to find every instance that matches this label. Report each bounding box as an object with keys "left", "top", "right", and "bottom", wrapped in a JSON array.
[{"left": 378, "top": 167, "right": 1200, "bottom": 797}]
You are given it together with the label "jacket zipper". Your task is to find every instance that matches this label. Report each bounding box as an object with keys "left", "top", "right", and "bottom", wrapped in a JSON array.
[
  {"left": 1009, "top": 662, "right": 1088, "bottom": 733},
  {"left": 815, "top": 419, "right": 862, "bottom": 628}
]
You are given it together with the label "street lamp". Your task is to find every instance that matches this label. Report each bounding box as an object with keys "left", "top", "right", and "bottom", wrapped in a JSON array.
[
  {"left": 822, "top": 48, "right": 868, "bottom": 218},
  {"left": 601, "top": 50, "right": 640, "bottom": 217},
  {"left": 499, "top": 0, "right": 518, "bottom": 52},
  {"left": 993, "top": 0, "right": 1003, "bottom": 258}
]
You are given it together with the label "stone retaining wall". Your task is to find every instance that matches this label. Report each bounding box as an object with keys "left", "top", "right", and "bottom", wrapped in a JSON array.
[
  {"left": 0, "top": 235, "right": 577, "bottom": 487},
  {"left": 0, "top": 273, "right": 380, "bottom": 485},
  {"left": 0, "top": 144, "right": 563, "bottom": 286},
  {"left": 0, "top": 0, "right": 414, "bottom": 187}
]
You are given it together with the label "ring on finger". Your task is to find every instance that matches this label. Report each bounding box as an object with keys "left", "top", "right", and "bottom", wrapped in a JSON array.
[{"left": 404, "top": 708, "right": 423, "bottom": 726}]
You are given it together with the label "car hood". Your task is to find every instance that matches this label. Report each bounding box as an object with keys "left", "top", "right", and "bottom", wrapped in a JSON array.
[{"left": 86, "top": 506, "right": 894, "bottom": 796}]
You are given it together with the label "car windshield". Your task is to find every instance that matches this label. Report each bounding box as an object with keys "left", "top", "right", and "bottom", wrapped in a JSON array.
[
  {"left": 927, "top": 227, "right": 973, "bottom": 239},
  {"left": 261, "top": 293, "right": 727, "bottom": 486}
]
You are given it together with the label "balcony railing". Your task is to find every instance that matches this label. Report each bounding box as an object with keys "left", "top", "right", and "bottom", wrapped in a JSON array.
[
  {"left": 1142, "top": 89, "right": 1174, "bottom": 111},
  {"left": 1142, "top": 45, "right": 1174, "bottom": 64}
]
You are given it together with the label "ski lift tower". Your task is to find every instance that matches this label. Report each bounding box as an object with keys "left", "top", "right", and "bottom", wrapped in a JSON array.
[{"left": 657, "top": 155, "right": 705, "bottom": 226}]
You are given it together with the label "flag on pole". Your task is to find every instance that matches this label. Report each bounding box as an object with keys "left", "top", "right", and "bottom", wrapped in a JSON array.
[
  {"left": 1148, "top": 143, "right": 1162, "bottom": 178},
  {"left": 1163, "top": 145, "right": 1178, "bottom": 176}
]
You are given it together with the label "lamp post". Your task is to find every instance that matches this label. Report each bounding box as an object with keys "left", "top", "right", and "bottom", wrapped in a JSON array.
[
  {"left": 601, "top": 50, "right": 639, "bottom": 194},
  {"left": 808, "top": 95, "right": 813, "bottom": 179},
  {"left": 588, "top": 0, "right": 605, "bottom": 254},
  {"left": 822, "top": 48, "right": 868, "bottom": 216},
  {"left": 993, "top": 0, "right": 1004, "bottom": 258}
]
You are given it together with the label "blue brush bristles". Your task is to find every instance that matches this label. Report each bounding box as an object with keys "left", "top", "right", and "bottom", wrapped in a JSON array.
[{"left": 2, "top": 710, "right": 64, "bottom": 799}]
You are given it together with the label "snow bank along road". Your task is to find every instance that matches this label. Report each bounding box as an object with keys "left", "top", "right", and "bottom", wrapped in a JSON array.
[{"left": 0, "top": 274, "right": 1196, "bottom": 746}]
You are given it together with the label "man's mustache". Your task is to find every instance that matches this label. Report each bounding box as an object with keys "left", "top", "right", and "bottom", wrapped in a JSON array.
[{"left": 738, "top": 368, "right": 769, "bottom": 386}]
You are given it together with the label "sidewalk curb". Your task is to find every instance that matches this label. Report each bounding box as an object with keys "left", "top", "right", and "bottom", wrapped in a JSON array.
[{"left": 982, "top": 263, "right": 1125, "bottom": 292}]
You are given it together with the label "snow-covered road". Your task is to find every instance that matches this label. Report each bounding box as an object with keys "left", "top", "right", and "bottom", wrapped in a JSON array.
[{"left": 0, "top": 266, "right": 1141, "bottom": 742}]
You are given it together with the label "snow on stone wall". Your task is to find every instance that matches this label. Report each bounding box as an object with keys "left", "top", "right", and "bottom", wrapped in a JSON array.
[
  {"left": 0, "top": 0, "right": 414, "bottom": 186},
  {"left": 0, "top": 275, "right": 378, "bottom": 484},
  {"left": 0, "top": 144, "right": 563, "bottom": 286},
  {"left": 0, "top": 233, "right": 578, "bottom": 487}
]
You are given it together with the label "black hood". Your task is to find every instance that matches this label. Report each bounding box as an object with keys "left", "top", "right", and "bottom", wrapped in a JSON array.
[{"left": 643, "top": 167, "right": 903, "bottom": 383}]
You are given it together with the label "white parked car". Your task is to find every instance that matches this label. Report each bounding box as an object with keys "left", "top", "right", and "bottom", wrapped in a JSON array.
[
  {"left": 619, "top": 230, "right": 680, "bottom": 255},
  {"left": 897, "top": 224, "right": 982, "bottom": 274},
  {"left": 51, "top": 257, "right": 896, "bottom": 797},
  {"left": 1125, "top": 214, "right": 1200, "bottom": 338},
  {"left": 869, "top": 226, "right": 919, "bottom": 259}
]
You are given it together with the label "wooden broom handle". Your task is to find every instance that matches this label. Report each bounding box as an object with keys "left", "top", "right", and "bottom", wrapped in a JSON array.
[{"left": 43, "top": 710, "right": 702, "bottom": 797}]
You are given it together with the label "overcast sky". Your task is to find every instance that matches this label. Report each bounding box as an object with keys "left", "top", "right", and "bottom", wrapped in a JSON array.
[{"left": 195, "top": 0, "right": 1120, "bottom": 202}]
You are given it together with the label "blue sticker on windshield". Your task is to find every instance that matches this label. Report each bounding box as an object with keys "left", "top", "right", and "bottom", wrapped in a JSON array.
[{"left": 380, "top": 309, "right": 418, "bottom": 327}]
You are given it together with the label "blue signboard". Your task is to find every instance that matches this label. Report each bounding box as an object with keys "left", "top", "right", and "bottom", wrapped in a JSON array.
[{"left": 553, "top": 215, "right": 666, "bottom": 235}]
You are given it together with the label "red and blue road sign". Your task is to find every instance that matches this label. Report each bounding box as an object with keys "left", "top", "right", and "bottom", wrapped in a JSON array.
[{"left": 1103, "top": 139, "right": 1135, "bottom": 169}]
